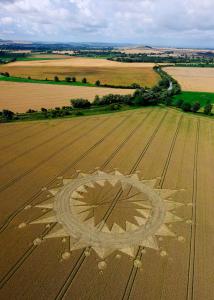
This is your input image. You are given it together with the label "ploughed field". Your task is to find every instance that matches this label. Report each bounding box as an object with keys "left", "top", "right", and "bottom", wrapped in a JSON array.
[
  {"left": 165, "top": 66, "right": 214, "bottom": 93},
  {"left": 0, "top": 58, "right": 159, "bottom": 87},
  {"left": 0, "top": 81, "right": 133, "bottom": 112},
  {"left": 0, "top": 107, "right": 213, "bottom": 300}
]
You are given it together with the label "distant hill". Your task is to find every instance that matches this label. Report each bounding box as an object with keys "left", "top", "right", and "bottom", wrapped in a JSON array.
[{"left": 0, "top": 39, "right": 133, "bottom": 50}]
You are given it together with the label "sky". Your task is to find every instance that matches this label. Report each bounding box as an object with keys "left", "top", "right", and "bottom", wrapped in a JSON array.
[{"left": 1, "top": 0, "right": 214, "bottom": 48}]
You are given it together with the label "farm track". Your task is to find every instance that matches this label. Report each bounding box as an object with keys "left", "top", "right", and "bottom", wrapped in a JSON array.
[
  {"left": 54, "top": 111, "right": 168, "bottom": 300},
  {"left": 186, "top": 119, "right": 200, "bottom": 300},
  {"left": 0, "top": 113, "right": 136, "bottom": 232},
  {"left": 0, "top": 111, "right": 154, "bottom": 288}
]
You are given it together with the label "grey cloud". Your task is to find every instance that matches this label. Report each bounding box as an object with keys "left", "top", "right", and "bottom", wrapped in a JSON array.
[{"left": 0, "top": 0, "right": 214, "bottom": 47}]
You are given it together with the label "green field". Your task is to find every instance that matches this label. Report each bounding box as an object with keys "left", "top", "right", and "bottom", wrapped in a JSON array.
[
  {"left": 173, "top": 91, "right": 214, "bottom": 106},
  {"left": 0, "top": 74, "right": 95, "bottom": 87}
]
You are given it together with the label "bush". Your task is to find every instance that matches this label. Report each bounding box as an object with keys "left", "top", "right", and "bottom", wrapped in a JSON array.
[
  {"left": 130, "top": 83, "right": 141, "bottom": 89},
  {"left": 71, "top": 98, "right": 91, "bottom": 108},
  {"left": 41, "top": 107, "right": 48, "bottom": 112},
  {"left": 82, "top": 77, "right": 87, "bottom": 84},
  {"left": 192, "top": 102, "right": 201, "bottom": 113},
  {"left": 181, "top": 102, "right": 191, "bottom": 112},
  {"left": 65, "top": 77, "right": 71, "bottom": 82},
  {"left": 4, "top": 72, "right": 10, "bottom": 77},
  {"left": 165, "top": 96, "right": 173, "bottom": 106},
  {"left": 75, "top": 111, "right": 84, "bottom": 116},
  {"left": 72, "top": 76, "right": 76, "bottom": 82},
  {"left": 28, "top": 76, "right": 31, "bottom": 80},
  {"left": 54, "top": 76, "right": 59, "bottom": 82},
  {"left": 95, "top": 80, "right": 101, "bottom": 86},
  {"left": 204, "top": 102, "right": 213, "bottom": 115},
  {"left": 109, "top": 104, "right": 121, "bottom": 111},
  {"left": 176, "top": 98, "right": 184, "bottom": 108}
]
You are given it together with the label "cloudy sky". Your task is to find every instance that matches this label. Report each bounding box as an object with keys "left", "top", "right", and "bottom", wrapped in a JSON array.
[{"left": 1, "top": 0, "right": 214, "bottom": 48}]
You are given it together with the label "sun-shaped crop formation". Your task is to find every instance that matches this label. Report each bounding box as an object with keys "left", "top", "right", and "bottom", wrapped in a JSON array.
[{"left": 30, "top": 170, "right": 184, "bottom": 266}]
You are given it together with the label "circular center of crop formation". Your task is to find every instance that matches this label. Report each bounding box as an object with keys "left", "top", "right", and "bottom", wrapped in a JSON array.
[{"left": 30, "top": 170, "right": 184, "bottom": 260}]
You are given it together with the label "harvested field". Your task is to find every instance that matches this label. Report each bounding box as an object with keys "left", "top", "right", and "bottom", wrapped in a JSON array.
[
  {"left": 0, "top": 81, "right": 133, "bottom": 112},
  {"left": 0, "top": 58, "right": 159, "bottom": 87},
  {"left": 0, "top": 107, "right": 213, "bottom": 300},
  {"left": 165, "top": 66, "right": 214, "bottom": 92}
]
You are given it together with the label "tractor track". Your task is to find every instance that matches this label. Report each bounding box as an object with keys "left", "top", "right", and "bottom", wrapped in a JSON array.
[
  {"left": 0, "top": 110, "right": 156, "bottom": 291},
  {"left": 122, "top": 114, "right": 183, "bottom": 300},
  {"left": 0, "top": 118, "right": 89, "bottom": 169},
  {"left": 54, "top": 111, "right": 168, "bottom": 300},
  {"left": 0, "top": 115, "right": 132, "bottom": 232},
  {"left": 186, "top": 119, "right": 200, "bottom": 300},
  {"left": 0, "top": 119, "right": 80, "bottom": 152}
]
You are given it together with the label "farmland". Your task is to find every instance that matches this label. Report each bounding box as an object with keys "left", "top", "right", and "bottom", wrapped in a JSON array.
[
  {"left": 165, "top": 66, "right": 214, "bottom": 93},
  {"left": 0, "top": 81, "right": 133, "bottom": 112},
  {"left": 173, "top": 91, "right": 214, "bottom": 107},
  {"left": 0, "top": 107, "right": 213, "bottom": 300},
  {"left": 0, "top": 57, "right": 159, "bottom": 87}
]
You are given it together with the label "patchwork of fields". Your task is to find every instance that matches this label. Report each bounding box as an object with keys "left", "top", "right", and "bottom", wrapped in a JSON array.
[
  {"left": 0, "top": 58, "right": 159, "bottom": 87},
  {"left": 0, "top": 108, "right": 213, "bottom": 300},
  {"left": 0, "top": 81, "right": 133, "bottom": 112},
  {"left": 165, "top": 66, "right": 214, "bottom": 93}
]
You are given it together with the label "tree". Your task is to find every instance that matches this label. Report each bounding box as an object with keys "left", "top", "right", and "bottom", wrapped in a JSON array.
[
  {"left": 204, "top": 102, "right": 213, "bottom": 115},
  {"left": 65, "top": 77, "right": 71, "bottom": 82},
  {"left": 93, "top": 95, "right": 101, "bottom": 105},
  {"left": 192, "top": 102, "right": 201, "bottom": 113},
  {"left": 26, "top": 108, "right": 36, "bottom": 113},
  {"left": 82, "top": 77, "right": 87, "bottom": 84},
  {"left": 41, "top": 107, "right": 48, "bottom": 112},
  {"left": 181, "top": 102, "right": 191, "bottom": 112},
  {"left": 4, "top": 72, "right": 10, "bottom": 77},
  {"left": 28, "top": 76, "right": 31, "bottom": 80},
  {"left": 2, "top": 109, "right": 14, "bottom": 120},
  {"left": 72, "top": 76, "right": 76, "bottom": 82},
  {"left": 54, "top": 76, "right": 59, "bottom": 82},
  {"left": 95, "top": 80, "right": 101, "bottom": 86},
  {"left": 71, "top": 98, "right": 91, "bottom": 108}
]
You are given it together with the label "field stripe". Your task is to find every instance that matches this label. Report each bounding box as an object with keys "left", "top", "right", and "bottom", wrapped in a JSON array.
[
  {"left": 0, "top": 118, "right": 88, "bottom": 169},
  {"left": 0, "top": 117, "right": 111, "bottom": 191},
  {"left": 186, "top": 119, "right": 200, "bottom": 300},
  {"left": 101, "top": 112, "right": 169, "bottom": 224},
  {"left": 54, "top": 111, "right": 168, "bottom": 300},
  {"left": 0, "top": 115, "right": 131, "bottom": 233},
  {"left": 0, "top": 120, "right": 72, "bottom": 152},
  {"left": 121, "top": 114, "right": 183, "bottom": 300},
  {"left": 0, "top": 223, "right": 57, "bottom": 289},
  {"left": 0, "top": 112, "right": 150, "bottom": 288},
  {"left": 0, "top": 123, "right": 38, "bottom": 138}
]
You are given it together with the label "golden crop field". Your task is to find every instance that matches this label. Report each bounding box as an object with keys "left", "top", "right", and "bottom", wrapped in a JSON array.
[
  {"left": 0, "top": 58, "right": 159, "bottom": 87},
  {"left": 0, "top": 81, "right": 133, "bottom": 112},
  {"left": 165, "top": 66, "right": 214, "bottom": 92},
  {"left": 0, "top": 107, "right": 213, "bottom": 300}
]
